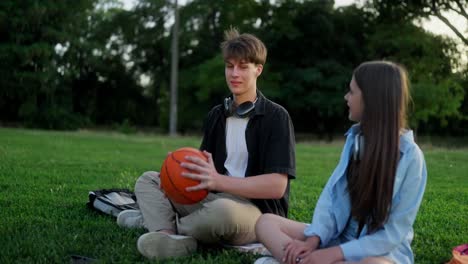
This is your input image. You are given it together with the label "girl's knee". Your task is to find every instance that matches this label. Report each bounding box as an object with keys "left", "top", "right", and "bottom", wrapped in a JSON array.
[
  {"left": 256, "top": 213, "right": 277, "bottom": 229},
  {"left": 258, "top": 213, "right": 278, "bottom": 222},
  {"left": 255, "top": 213, "right": 281, "bottom": 239}
]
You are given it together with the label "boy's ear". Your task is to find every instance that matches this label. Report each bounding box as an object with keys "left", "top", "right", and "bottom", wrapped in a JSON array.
[{"left": 256, "top": 64, "right": 263, "bottom": 77}]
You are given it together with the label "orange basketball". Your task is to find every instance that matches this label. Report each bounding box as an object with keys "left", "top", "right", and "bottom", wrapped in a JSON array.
[{"left": 160, "top": 147, "right": 208, "bottom": 204}]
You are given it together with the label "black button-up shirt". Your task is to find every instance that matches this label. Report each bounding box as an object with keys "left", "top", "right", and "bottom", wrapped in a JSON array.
[{"left": 200, "top": 91, "right": 296, "bottom": 217}]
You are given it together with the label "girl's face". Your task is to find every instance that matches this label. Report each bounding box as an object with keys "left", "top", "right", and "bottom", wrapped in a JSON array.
[{"left": 344, "top": 76, "right": 364, "bottom": 122}]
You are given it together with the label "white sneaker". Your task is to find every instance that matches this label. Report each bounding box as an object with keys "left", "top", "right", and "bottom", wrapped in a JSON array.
[
  {"left": 224, "top": 243, "right": 271, "bottom": 255},
  {"left": 116, "top": 209, "right": 144, "bottom": 228},
  {"left": 254, "top": 256, "right": 281, "bottom": 264},
  {"left": 137, "top": 232, "right": 197, "bottom": 260}
]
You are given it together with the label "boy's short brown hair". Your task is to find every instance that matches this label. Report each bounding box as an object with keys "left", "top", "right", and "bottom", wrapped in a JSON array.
[{"left": 220, "top": 28, "right": 267, "bottom": 65}]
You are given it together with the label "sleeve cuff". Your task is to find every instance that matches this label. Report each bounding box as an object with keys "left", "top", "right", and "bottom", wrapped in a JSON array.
[
  {"left": 340, "top": 240, "right": 363, "bottom": 261},
  {"left": 304, "top": 225, "right": 326, "bottom": 246},
  {"left": 264, "top": 167, "right": 296, "bottom": 179}
]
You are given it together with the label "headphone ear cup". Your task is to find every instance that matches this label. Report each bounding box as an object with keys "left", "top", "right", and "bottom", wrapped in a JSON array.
[
  {"left": 358, "top": 134, "right": 365, "bottom": 160},
  {"left": 224, "top": 97, "right": 255, "bottom": 118},
  {"left": 224, "top": 97, "right": 233, "bottom": 117},
  {"left": 353, "top": 134, "right": 359, "bottom": 161},
  {"left": 236, "top": 101, "right": 255, "bottom": 118},
  {"left": 353, "top": 133, "right": 364, "bottom": 161}
]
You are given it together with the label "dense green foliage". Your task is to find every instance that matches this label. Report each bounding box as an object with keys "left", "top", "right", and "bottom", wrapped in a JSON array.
[
  {"left": 0, "top": 128, "right": 467, "bottom": 263},
  {"left": 1, "top": 0, "right": 467, "bottom": 136},
  {"left": 0, "top": 0, "right": 97, "bottom": 129}
]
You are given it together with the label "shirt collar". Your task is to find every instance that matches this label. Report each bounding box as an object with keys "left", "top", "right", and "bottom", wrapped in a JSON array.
[
  {"left": 344, "top": 123, "right": 415, "bottom": 154},
  {"left": 344, "top": 123, "right": 361, "bottom": 136},
  {"left": 253, "top": 90, "right": 266, "bottom": 116}
]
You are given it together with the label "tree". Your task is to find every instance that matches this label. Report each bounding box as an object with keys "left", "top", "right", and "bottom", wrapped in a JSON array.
[
  {"left": 2, "top": 0, "right": 465, "bottom": 136},
  {"left": 0, "top": 0, "right": 96, "bottom": 128},
  {"left": 412, "top": 0, "right": 468, "bottom": 46},
  {"left": 366, "top": 0, "right": 468, "bottom": 45},
  {"left": 260, "top": 0, "right": 371, "bottom": 138},
  {"left": 169, "top": 0, "right": 180, "bottom": 136},
  {"left": 365, "top": 15, "right": 465, "bottom": 132},
  {"left": 60, "top": 0, "right": 170, "bottom": 127},
  {"left": 422, "top": 0, "right": 468, "bottom": 46}
]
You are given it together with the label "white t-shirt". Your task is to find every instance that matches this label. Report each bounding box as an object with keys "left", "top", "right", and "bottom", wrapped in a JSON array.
[{"left": 224, "top": 116, "right": 249, "bottom": 178}]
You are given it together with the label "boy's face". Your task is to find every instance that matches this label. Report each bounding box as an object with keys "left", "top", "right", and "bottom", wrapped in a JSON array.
[{"left": 225, "top": 58, "right": 263, "bottom": 97}]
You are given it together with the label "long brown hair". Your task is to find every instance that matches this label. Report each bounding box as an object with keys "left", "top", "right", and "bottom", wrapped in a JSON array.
[{"left": 347, "top": 61, "right": 409, "bottom": 233}]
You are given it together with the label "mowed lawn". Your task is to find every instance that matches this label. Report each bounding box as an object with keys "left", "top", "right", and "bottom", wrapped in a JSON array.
[{"left": 0, "top": 127, "right": 466, "bottom": 264}]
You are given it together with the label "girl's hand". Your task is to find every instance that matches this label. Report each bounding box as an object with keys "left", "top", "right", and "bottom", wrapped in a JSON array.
[
  {"left": 298, "top": 246, "right": 344, "bottom": 264},
  {"left": 283, "top": 236, "right": 320, "bottom": 264},
  {"left": 283, "top": 239, "right": 316, "bottom": 264}
]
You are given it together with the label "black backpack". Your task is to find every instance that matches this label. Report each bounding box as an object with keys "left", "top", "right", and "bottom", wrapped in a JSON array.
[{"left": 87, "top": 188, "right": 139, "bottom": 217}]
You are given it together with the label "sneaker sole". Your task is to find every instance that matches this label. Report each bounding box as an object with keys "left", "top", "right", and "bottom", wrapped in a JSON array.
[{"left": 137, "top": 232, "right": 197, "bottom": 260}]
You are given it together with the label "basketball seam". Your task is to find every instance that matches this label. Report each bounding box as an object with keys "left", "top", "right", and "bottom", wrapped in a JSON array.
[
  {"left": 161, "top": 162, "right": 187, "bottom": 203},
  {"left": 166, "top": 153, "right": 198, "bottom": 203}
]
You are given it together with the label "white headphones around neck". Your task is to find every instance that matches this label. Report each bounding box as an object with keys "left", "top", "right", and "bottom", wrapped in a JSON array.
[{"left": 353, "top": 133, "right": 365, "bottom": 161}]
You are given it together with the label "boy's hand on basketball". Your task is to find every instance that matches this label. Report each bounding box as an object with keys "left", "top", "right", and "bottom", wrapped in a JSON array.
[{"left": 180, "top": 150, "right": 221, "bottom": 191}]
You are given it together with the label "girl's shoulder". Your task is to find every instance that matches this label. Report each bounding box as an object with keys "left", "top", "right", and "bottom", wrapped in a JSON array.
[
  {"left": 400, "top": 130, "right": 421, "bottom": 153},
  {"left": 399, "top": 130, "right": 425, "bottom": 167}
]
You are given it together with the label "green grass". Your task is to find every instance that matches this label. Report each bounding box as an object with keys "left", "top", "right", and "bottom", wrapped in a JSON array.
[{"left": 0, "top": 127, "right": 466, "bottom": 263}]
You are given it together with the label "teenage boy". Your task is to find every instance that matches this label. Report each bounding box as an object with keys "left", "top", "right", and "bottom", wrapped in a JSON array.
[{"left": 117, "top": 28, "right": 296, "bottom": 260}]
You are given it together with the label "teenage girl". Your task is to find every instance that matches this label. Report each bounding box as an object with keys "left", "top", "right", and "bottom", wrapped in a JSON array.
[{"left": 255, "top": 61, "right": 427, "bottom": 264}]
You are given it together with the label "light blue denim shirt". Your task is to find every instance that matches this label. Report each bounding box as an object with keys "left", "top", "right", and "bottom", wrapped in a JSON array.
[{"left": 304, "top": 124, "right": 427, "bottom": 263}]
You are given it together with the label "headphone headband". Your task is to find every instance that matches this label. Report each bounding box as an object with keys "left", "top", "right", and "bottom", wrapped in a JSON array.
[{"left": 224, "top": 97, "right": 256, "bottom": 118}]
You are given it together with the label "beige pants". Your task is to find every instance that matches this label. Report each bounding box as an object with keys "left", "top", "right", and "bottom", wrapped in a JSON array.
[{"left": 134, "top": 171, "right": 262, "bottom": 245}]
